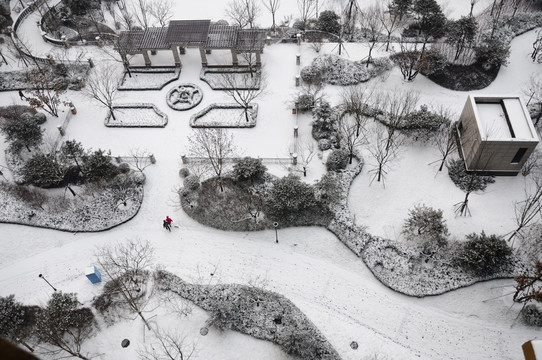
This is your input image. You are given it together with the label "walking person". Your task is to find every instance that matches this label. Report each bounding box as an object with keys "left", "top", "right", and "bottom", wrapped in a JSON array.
[
  {"left": 18, "top": 90, "right": 26, "bottom": 100},
  {"left": 163, "top": 219, "right": 170, "bottom": 231}
]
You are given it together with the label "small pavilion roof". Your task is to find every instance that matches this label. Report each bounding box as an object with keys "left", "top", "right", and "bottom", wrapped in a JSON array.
[
  {"left": 140, "top": 27, "right": 170, "bottom": 50},
  {"left": 117, "top": 31, "right": 144, "bottom": 53},
  {"left": 204, "top": 24, "right": 238, "bottom": 49},
  {"left": 166, "top": 20, "right": 211, "bottom": 44},
  {"left": 236, "top": 29, "right": 266, "bottom": 52}
]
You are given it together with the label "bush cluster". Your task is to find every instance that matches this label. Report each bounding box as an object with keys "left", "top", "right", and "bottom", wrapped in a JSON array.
[
  {"left": 522, "top": 304, "right": 542, "bottom": 327},
  {"left": 183, "top": 174, "right": 200, "bottom": 191},
  {"left": 233, "top": 157, "right": 267, "bottom": 183},
  {"left": 458, "top": 232, "right": 512, "bottom": 277},
  {"left": 447, "top": 158, "right": 495, "bottom": 192},
  {"left": 311, "top": 100, "right": 340, "bottom": 150},
  {"left": 402, "top": 204, "right": 449, "bottom": 254},
  {"left": 401, "top": 105, "right": 450, "bottom": 142},
  {"left": 326, "top": 149, "right": 349, "bottom": 171}
]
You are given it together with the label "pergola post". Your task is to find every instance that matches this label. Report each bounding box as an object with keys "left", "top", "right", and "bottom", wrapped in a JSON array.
[
  {"left": 142, "top": 50, "right": 151, "bottom": 67},
  {"left": 256, "top": 52, "right": 261, "bottom": 67},
  {"left": 231, "top": 49, "right": 238, "bottom": 66},
  {"left": 199, "top": 47, "right": 208, "bottom": 66},
  {"left": 121, "top": 53, "right": 129, "bottom": 66},
  {"left": 171, "top": 45, "right": 181, "bottom": 67}
]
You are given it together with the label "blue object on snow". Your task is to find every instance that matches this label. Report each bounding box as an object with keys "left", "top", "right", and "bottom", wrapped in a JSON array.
[{"left": 85, "top": 266, "right": 102, "bottom": 284}]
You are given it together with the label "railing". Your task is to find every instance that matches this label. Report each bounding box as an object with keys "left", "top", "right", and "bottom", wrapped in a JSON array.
[{"left": 180, "top": 156, "right": 295, "bottom": 166}]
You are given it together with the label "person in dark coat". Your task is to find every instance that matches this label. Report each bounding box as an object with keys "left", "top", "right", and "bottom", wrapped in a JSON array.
[
  {"left": 18, "top": 90, "right": 25, "bottom": 100},
  {"left": 163, "top": 220, "right": 170, "bottom": 231}
]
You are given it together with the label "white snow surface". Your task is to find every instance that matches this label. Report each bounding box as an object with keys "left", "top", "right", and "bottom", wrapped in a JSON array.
[{"left": 0, "top": 1, "right": 541, "bottom": 360}]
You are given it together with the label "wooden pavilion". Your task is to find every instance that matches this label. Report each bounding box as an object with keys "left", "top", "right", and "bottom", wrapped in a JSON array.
[{"left": 116, "top": 20, "right": 266, "bottom": 68}]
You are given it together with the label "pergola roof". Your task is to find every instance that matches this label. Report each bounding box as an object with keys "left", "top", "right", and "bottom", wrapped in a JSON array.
[
  {"left": 117, "top": 31, "right": 145, "bottom": 53},
  {"left": 204, "top": 24, "right": 238, "bottom": 49},
  {"left": 140, "top": 27, "right": 170, "bottom": 50},
  {"left": 236, "top": 29, "right": 266, "bottom": 52},
  {"left": 166, "top": 20, "right": 211, "bottom": 44}
]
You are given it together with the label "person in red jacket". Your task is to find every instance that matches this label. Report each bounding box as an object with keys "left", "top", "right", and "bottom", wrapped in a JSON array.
[{"left": 166, "top": 216, "right": 172, "bottom": 225}]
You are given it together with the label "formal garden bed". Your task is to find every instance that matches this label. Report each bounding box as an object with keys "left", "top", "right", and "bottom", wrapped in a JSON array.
[
  {"left": 200, "top": 68, "right": 262, "bottom": 90},
  {"left": 105, "top": 103, "right": 168, "bottom": 127},
  {"left": 155, "top": 270, "right": 341, "bottom": 360},
  {"left": 118, "top": 67, "right": 181, "bottom": 91},
  {"left": 190, "top": 103, "right": 257, "bottom": 128}
]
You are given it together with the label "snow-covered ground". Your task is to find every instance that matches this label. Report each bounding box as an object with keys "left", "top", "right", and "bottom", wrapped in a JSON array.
[{"left": 1, "top": 0, "right": 541, "bottom": 359}]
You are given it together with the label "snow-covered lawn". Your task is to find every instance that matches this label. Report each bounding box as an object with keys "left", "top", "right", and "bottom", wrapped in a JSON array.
[
  {"left": 1, "top": 1, "right": 541, "bottom": 360},
  {"left": 118, "top": 68, "right": 181, "bottom": 91}
]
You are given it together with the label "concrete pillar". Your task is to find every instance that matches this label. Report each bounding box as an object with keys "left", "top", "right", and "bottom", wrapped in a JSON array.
[
  {"left": 199, "top": 47, "right": 208, "bottom": 66},
  {"left": 149, "top": 154, "right": 156, "bottom": 164},
  {"left": 172, "top": 46, "right": 181, "bottom": 67},
  {"left": 88, "top": 58, "right": 94, "bottom": 68},
  {"left": 295, "top": 75, "right": 300, "bottom": 87},
  {"left": 142, "top": 51, "right": 151, "bottom": 67},
  {"left": 296, "top": 53, "right": 300, "bottom": 65},
  {"left": 181, "top": 154, "right": 187, "bottom": 164},
  {"left": 231, "top": 49, "right": 238, "bottom": 66},
  {"left": 292, "top": 153, "right": 298, "bottom": 165},
  {"left": 296, "top": 33, "right": 302, "bottom": 45},
  {"left": 294, "top": 126, "right": 299, "bottom": 137}
]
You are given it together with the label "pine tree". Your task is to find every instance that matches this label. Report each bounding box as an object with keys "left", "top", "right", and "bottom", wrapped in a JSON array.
[
  {"left": 0, "top": 295, "right": 35, "bottom": 352},
  {"left": 0, "top": 115, "right": 44, "bottom": 152},
  {"left": 35, "top": 292, "right": 96, "bottom": 360}
]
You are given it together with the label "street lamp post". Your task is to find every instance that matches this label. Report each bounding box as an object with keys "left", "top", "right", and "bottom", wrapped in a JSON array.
[
  {"left": 38, "top": 274, "right": 57, "bottom": 291},
  {"left": 273, "top": 222, "right": 279, "bottom": 244}
]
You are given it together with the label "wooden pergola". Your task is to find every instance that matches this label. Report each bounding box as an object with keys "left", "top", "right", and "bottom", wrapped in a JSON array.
[{"left": 116, "top": 20, "right": 266, "bottom": 68}]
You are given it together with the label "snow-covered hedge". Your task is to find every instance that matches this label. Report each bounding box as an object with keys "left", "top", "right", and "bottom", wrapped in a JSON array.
[
  {"left": 155, "top": 270, "right": 341, "bottom": 360},
  {"left": 300, "top": 54, "right": 392, "bottom": 86}
]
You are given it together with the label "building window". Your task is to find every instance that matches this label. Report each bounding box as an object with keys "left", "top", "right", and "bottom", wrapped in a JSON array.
[{"left": 511, "top": 148, "right": 528, "bottom": 164}]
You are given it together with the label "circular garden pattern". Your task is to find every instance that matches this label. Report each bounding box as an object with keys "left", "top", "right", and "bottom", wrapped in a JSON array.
[{"left": 166, "top": 83, "right": 203, "bottom": 111}]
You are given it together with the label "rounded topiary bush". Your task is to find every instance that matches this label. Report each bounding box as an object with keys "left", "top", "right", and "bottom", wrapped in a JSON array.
[
  {"left": 326, "top": 149, "right": 349, "bottom": 171},
  {"left": 183, "top": 174, "right": 200, "bottom": 191},
  {"left": 179, "top": 167, "right": 190, "bottom": 178}
]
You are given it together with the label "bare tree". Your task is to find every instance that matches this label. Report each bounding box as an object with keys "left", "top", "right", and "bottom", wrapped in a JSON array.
[
  {"left": 341, "top": 84, "right": 374, "bottom": 137},
  {"left": 83, "top": 64, "right": 121, "bottom": 121},
  {"left": 359, "top": 5, "right": 384, "bottom": 66},
  {"left": 513, "top": 261, "right": 542, "bottom": 305},
  {"left": 379, "top": 0, "right": 405, "bottom": 52},
  {"left": 296, "top": 139, "right": 317, "bottom": 176},
  {"left": 297, "top": 0, "right": 316, "bottom": 29},
  {"left": 368, "top": 125, "right": 401, "bottom": 185},
  {"left": 138, "top": 327, "right": 196, "bottom": 360},
  {"left": 24, "top": 68, "right": 66, "bottom": 117},
  {"left": 220, "top": 71, "right": 267, "bottom": 123},
  {"left": 129, "top": 148, "right": 154, "bottom": 172},
  {"left": 430, "top": 108, "right": 457, "bottom": 171},
  {"left": 338, "top": 112, "right": 366, "bottom": 164},
  {"left": 262, "top": 0, "right": 281, "bottom": 32},
  {"left": 116, "top": 0, "right": 136, "bottom": 30},
  {"left": 522, "top": 73, "right": 542, "bottom": 126},
  {"left": 95, "top": 239, "right": 155, "bottom": 330},
  {"left": 507, "top": 172, "right": 542, "bottom": 243},
  {"left": 226, "top": 0, "right": 260, "bottom": 29},
  {"left": 188, "top": 128, "right": 238, "bottom": 192},
  {"left": 131, "top": 0, "right": 152, "bottom": 29},
  {"left": 149, "top": 0, "right": 174, "bottom": 27},
  {"left": 532, "top": 29, "right": 542, "bottom": 63},
  {"left": 378, "top": 89, "right": 420, "bottom": 151}
]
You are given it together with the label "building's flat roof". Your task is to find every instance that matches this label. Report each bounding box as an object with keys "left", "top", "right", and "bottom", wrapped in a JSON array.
[{"left": 473, "top": 96, "right": 537, "bottom": 140}]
